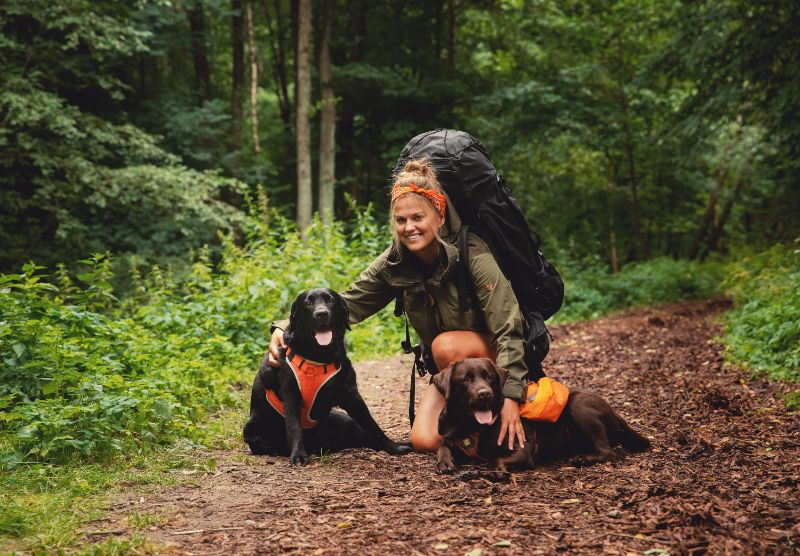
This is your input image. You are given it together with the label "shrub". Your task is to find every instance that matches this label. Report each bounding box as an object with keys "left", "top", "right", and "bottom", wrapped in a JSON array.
[
  {"left": 0, "top": 204, "right": 404, "bottom": 466},
  {"left": 553, "top": 256, "right": 725, "bottom": 322},
  {"left": 721, "top": 243, "right": 800, "bottom": 383}
]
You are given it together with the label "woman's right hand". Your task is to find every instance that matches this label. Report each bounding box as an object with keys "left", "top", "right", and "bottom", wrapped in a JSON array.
[{"left": 268, "top": 328, "right": 285, "bottom": 367}]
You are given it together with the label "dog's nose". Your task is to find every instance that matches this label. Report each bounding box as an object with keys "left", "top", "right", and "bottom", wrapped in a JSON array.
[
  {"left": 476, "top": 388, "right": 492, "bottom": 401},
  {"left": 314, "top": 309, "right": 330, "bottom": 320}
]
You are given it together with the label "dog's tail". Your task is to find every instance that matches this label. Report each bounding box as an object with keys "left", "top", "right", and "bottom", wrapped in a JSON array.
[{"left": 617, "top": 416, "right": 651, "bottom": 452}]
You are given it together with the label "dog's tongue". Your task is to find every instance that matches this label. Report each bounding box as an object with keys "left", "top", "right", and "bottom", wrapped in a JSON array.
[
  {"left": 315, "top": 330, "right": 333, "bottom": 346},
  {"left": 474, "top": 409, "right": 493, "bottom": 425}
]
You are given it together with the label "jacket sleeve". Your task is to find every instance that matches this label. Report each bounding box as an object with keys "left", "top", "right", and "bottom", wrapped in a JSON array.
[
  {"left": 270, "top": 249, "right": 395, "bottom": 332},
  {"left": 468, "top": 240, "right": 528, "bottom": 401},
  {"left": 340, "top": 249, "right": 397, "bottom": 325}
]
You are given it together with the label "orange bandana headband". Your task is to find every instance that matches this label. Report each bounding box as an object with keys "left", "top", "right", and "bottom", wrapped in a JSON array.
[{"left": 390, "top": 183, "right": 447, "bottom": 219}]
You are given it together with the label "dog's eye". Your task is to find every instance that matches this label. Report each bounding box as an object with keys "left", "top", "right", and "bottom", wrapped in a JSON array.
[
  {"left": 464, "top": 372, "right": 473, "bottom": 383},
  {"left": 304, "top": 299, "right": 313, "bottom": 307}
]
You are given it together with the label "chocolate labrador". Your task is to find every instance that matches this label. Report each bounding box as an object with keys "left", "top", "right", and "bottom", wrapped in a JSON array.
[
  {"left": 433, "top": 357, "right": 650, "bottom": 473},
  {"left": 243, "top": 288, "right": 411, "bottom": 465}
]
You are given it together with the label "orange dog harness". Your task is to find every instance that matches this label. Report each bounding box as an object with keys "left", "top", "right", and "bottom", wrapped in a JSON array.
[
  {"left": 449, "top": 433, "right": 484, "bottom": 461},
  {"left": 265, "top": 348, "right": 341, "bottom": 429},
  {"left": 519, "top": 377, "right": 570, "bottom": 422}
]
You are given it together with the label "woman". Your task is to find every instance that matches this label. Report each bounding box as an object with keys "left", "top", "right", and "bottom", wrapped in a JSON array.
[{"left": 268, "top": 160, "right": 530, "bottom": 452}]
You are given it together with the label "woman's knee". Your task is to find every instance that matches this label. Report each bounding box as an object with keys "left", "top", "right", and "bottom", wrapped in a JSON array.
[
  {"left": 431, "top": 331, "right": 493, "bottom": 370},
  {"left": 410, "top": 426, "right": 440, "bottom": 453}
]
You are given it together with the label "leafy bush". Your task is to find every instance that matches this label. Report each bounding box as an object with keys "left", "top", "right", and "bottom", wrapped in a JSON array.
[
  {"left": 721, "top": 243, "right": 800, "bottom": 383},
  {"left": 0, "top": 203, "right": 403, "bottom": 466},
  {"left": 554, "top": 256, "right": 725, "bottom": 322}
]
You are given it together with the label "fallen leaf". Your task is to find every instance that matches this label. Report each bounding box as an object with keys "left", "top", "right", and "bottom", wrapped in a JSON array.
[
  {"left": 560, "top": 498, "right": 580, "bottom": 504},
  {"left": 464, "top": 550, "right": 482, "bottom": 556},
  {"left": 336, "top": 522, "right": 352, "bottom": 529},
  {"left": 434, "top": 543, "right": 449, "bottom": 550},
  {"left": 492, "top": 539, "right": 512, "bottom": 547}
]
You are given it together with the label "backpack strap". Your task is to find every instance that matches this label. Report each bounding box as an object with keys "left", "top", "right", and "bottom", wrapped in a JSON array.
[
  {"left": 455, "top": 225, "right": 480, "bottom": 313},
  {"left": 395, "top": 292, "right": 429, "bottom": 427}
]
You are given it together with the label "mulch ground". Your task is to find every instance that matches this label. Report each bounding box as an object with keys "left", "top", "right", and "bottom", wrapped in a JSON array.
[{"left": 88, "top": 300, "right": 799, "bottom": 555}]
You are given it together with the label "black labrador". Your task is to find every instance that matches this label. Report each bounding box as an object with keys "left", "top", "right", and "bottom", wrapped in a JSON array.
[
  {"left": 243, "top": 288, "right": 411, "bottom": 465},
  {"left": 433, "top": 357, "right": 650, "bottom": 473}
]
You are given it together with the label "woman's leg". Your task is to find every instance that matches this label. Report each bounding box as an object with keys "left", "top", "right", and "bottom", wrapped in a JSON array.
[{"left": 410, "top": 331, "right": 495, "bottom": 452}]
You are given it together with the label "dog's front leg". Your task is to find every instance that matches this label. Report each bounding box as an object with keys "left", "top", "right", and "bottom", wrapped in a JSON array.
[
  {"left": 491, "top": 444, "right": 534, "bottom": 473},
  {"left": 340, "top": 392, "right": 411, "bottom": 456},
  {"left": 436, "top": 444, "right": 456, "bottom": 474},
  {"left": 279, "top": 384, "right": 308, "bottom": 466}
]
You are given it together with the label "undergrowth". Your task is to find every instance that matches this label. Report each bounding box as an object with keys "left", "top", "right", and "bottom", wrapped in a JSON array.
[{"left": 720, "top": 242, "right": 800, "bottom": 402}]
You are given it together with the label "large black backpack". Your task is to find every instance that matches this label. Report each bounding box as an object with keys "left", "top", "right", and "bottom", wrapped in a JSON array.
[{"left": 393, "top": 129, "right": 564, "bottom": 387}]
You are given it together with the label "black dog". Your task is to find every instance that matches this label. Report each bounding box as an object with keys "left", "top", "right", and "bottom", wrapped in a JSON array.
[
  {"left": 243, "top": 288, "right": 411, "bottom": 465},
  {"left": 433, "top": 358, "right": 650, "bottom": 473}
]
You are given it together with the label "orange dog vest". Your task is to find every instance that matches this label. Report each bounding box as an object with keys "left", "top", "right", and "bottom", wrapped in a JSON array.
[
  {"left": 265, "top": 348, "right": 341, "bottom": 429},
  {"left": 518, "top": 377, "right": 570, "bottom": 422}
]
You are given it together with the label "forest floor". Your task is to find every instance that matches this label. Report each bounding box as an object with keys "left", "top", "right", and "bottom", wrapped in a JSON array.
[{"left": 82, "top": 300, "right": 799, "bottom": 555}]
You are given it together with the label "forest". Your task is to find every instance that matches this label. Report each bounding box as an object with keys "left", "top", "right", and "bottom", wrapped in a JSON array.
[{"left": 1, "top": 0, "right": 798, "bottom": 553}]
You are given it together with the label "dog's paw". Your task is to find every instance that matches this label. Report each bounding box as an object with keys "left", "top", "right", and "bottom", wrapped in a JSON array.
[
  {"left": 386, "top": 442, "right": 413, "bottom": 456},
  {"left": 435, "top": 459, "right": 456, "bottom": 474},
  {"left": 489, "top": 460, "right": 508, "bottom": 473},
  {"left": 290, "top": 450, "right": 309, "bottom": 466}
]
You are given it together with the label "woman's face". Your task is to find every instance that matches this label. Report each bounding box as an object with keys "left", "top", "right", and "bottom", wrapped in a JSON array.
[{"left": 392, "top": 195, "right": 445, "bottom": 264}]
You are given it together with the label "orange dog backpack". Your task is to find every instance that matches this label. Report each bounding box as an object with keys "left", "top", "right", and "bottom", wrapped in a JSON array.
[{"left": 519, "top": 377, "right": 569, "bottom": 422}]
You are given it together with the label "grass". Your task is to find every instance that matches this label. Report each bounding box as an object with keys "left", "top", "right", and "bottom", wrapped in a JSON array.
[{"left": 0, "top": 390, "right": 248, "bottom": 555}]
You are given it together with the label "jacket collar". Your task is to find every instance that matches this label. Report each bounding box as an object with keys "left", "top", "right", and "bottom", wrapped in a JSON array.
[{"left": 382, "top": 237, "right": 460, "bottom": 289}]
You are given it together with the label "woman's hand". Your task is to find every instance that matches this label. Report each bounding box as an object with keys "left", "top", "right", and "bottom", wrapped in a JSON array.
[
  {"left": 268, "top": 328, "right": 285, "bottom": 368},
  {"left": 497, "top": 397, "right": 525, "bottom": 450}
]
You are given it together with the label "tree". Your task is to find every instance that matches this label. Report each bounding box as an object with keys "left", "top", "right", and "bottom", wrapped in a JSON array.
[
  {"left": 245, "top": 0, "right": 261, "bottom": 154},
  {"left": 318, "top": 0, "right": 336, "bottom": 223},
  {"left": 187, "top": 0, "right": 212, "bottom": 103},
  {"left": 295, "top": 0, "right": 312, "bottom": 231},
  {"left": 231, "top": 0, "right": 245, "bottom": 169}
]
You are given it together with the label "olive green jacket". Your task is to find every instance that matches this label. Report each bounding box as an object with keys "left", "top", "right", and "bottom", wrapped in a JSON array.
[{"left": 273, "top": 231, "right": 529, "bottom": 401}]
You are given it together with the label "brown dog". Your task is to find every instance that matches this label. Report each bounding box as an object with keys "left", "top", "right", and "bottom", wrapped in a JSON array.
[{"left": 433, "top": 358, "right": 650, "bottom": 473}]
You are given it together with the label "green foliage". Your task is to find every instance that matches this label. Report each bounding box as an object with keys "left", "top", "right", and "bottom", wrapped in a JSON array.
[
  {"left": 0, "top": 204, "right": 401, "bottom": 466},
  {"left": 554, "top": 256, "right": 726, "bottom": 323},
  {"left": 721, "top": 243, "right": 800, "bottom": 382},
  {"left": 0, "top": 0, "right": 246, "bottom": 272}
]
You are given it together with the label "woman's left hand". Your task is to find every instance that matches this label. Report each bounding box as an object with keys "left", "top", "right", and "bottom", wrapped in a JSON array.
[{"left": 497, "top": 397, "right": 525, "bottom": 450}]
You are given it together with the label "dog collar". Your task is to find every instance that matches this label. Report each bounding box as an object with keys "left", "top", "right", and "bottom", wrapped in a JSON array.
[{"left": 285, "top": 347, "right": 339, "bottom": 375}]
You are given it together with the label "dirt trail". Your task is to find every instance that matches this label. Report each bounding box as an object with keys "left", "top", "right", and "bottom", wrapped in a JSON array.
[{"left": 87, "top": 300, "right": 799, "bottom": 555}]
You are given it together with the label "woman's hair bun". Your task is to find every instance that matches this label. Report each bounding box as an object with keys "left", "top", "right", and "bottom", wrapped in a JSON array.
[{"left": 399, "top": 159, "right": 437, "bottom": 181}]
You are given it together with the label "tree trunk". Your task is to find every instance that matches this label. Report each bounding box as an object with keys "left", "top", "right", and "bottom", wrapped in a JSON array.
[
  {"left": 262, "top": 0, "right": 292, "bottom": 129},
  {"left": 318, "top": 0, "right": 336, "bottom": 224},
  {"left": 340, "top": 0, "right": 367, "bottom": 211},
  {"left": 295, "top": 0, "right": 312, "bottom": 232},
  {"left": 704, "top": 177, "right": 744, "bottom": 258},
  {"left": 245, "top": 0, "right": 261, "bottom": 154},
  {"left": 188, "top": 0, "right": 212, "bottom": 103},
  {"left": 689, "top": 169, "right": 727, "bottom": 260},
  {"left": 447, "top": 0, "right": 456, "bottom": 71},
  {"left": 231, "top": 0, "right": 245, "bottom": 173},
  {"left": 606, "top": 157, "right": 619, "bottom": 274},
  {"left": 623, "top": 138, "right": 644, "bottom": 259}
]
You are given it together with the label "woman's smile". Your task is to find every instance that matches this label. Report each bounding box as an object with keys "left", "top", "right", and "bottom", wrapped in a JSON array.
[{"left": 393, "top": 196, "right": 445, "bottom": 264}]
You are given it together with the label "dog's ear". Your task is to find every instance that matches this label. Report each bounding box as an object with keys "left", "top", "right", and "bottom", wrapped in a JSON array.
[
  {"left": 432, "top": 362, "right": 456, "bottom": 400},
  {"left": 289, "top": 295, "right": 301, "bottom": 324},
  {"left": 334, "top": 291, "right": 350, "bottom": 331},
  {"left": 487, "top": 359, "right": 507, "bottom": 383}
]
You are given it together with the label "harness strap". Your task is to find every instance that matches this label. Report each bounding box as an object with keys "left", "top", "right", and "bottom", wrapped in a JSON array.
[
  {"left": 455, "top": 225, "right": 479, "bottom": 313},
  {"left": 285, "top": 348, "right": 338, "bottom": 374}
]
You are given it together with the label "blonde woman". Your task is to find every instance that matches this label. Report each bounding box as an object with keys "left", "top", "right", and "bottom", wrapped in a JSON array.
[{"left": 268, "top": 160, "right": 530, "bottom": 453}]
